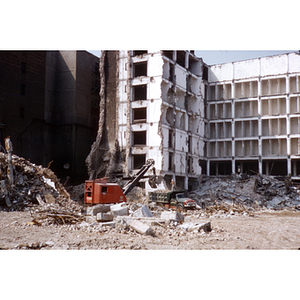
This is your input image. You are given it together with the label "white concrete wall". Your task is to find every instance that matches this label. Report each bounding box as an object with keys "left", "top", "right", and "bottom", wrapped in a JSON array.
[
  {"left": 175, "top": 65, "right": 187, "bottom": 90},
  {"left": 209, "top": 53, "right": 300, "bottom": 83}
]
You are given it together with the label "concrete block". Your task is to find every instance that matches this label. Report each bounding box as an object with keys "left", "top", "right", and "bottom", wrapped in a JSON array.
[
  {"left": 160, "top": 211, "right": 184, "bottom": 222},
  {"left": 132, "top": 205, "right": 154, "bottom": 218},
  {"left": 179, "top": 221, "right": 211, "bottom": 232},
  {"left": 86, "top": 204, "right": 111, "bottom": 216},
  {"left": 129, "top": 220, "right": 155, "bottom": 236},
  {"left": 110, "top": 203, "right": 129, "bottom": 216},
  {"left": 96, "top": 212, "right": 114, "bottom": 222},
  {"left": 99, "top": 221, "right": 115, "bottom": 228}
]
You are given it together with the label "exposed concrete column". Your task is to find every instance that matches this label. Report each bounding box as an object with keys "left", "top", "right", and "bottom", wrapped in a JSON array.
[
  {"left": 257, "top": 77, "right": 263, "bottom": 174},
  {"left": 184, "top": 176, "right": 188, "bottom": 190},
  {"left": 287, "top": 157, "right": 292, "bottom": 175},
  {"left": 125, "top": 51, "right": 131, "bottom": 176},
  {"left": 185, "top": 52, "right": 189, "bottom": 69},
  {"left": 207, "top": 159, "right": 210, "bottom": 176}
]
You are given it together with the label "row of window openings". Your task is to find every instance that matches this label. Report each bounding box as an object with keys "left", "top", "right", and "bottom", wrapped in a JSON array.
[
  {"left": 208, "top": 139, "right": 300, "bottom": 157},
  {"left": 209, "top": 77, "right": 300, "bottom": 101},
  {"left": 132, "top": 129, "right": 193, "bottom": 152},
  {"left": 209, "top": 118, "right": 300, "bottom": 138},
  {"left": 133, "top": 51, "right": 199, "bottom": 72},
  {"left": 209, "top": 97, "right": 300, "bottom": 119}
]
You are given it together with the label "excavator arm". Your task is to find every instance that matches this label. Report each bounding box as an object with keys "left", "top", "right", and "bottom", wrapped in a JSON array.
[{"left": 122, "top": 159, "right": 156, "bottom": 195}]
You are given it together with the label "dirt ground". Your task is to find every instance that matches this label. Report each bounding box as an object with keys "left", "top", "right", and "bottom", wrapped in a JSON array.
[{"left": 1, "top": 208, "right": 300, "bottom": 250}]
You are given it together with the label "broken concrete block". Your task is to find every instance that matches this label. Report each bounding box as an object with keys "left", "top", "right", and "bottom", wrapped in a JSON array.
[
  {"left": 86, "top": 204, "right": 111, "bottom": 216},
  {"left": 96, "top": 212, "right": 114, "bottom": 222},
  {"left": 179, "top": 221, "right": 211, "bottom": 232},
  {"left": 132, "top": 205, "right": 154, "bottom": 218},
  {"left": 129, "top": 220, "right": 155, "bottom": 236},
  {"left": 160, "top": 211, "right": 184, "bottom": 222},
  {"left": 110, "top": 203, "right": 129, "bottom": 216}
]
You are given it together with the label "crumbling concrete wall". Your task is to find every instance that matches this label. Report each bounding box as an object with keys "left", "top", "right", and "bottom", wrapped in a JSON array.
[{"left": 86, "top": 51, "right": 122, "bottom": 180}]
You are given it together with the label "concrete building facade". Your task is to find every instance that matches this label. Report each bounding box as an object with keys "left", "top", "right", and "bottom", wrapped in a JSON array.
[
  {"left": 207, "top": 52, "right": 300, "bottom": 178},
  {"left": 117, "top": 51, "right": 206, "bottom": 191}
]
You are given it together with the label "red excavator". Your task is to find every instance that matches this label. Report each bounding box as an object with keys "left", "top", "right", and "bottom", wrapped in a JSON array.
[{"left": 84, "top": 159, "right": 156, "bottom": 205}]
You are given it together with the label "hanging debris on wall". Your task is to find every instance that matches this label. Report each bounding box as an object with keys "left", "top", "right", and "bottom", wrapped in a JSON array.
[{"left": 85, "top": 51, "right": 123, "bottom": 181}]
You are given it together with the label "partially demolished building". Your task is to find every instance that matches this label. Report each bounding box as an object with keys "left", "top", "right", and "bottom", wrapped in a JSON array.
[
  {"left": 95, "top": 51, "right": 300, "bottom": 192},
  {"left": 2, "top": 50, "right": 300, "bottom": 190}
]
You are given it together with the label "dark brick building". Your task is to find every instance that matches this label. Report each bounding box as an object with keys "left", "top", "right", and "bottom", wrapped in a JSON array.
[
  {"left": 0, "top": 51, "right": 47, "bottom": 164},
  {"left": 0, "top": 50, "right": 100, "bottom": 184}
]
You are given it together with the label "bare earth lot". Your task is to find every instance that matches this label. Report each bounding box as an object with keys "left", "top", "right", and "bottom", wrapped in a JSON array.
[{"left": 1, "top": 209, "right": 299, "bottom": 250}]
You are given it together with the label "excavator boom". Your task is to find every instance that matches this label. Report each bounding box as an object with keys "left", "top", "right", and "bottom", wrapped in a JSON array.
[{"left": 122, "top": 159, "right": 156, "bottom": 195}]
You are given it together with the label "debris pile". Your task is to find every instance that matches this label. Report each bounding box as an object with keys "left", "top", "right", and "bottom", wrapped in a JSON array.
[
  {"left": 190, "top": 175, "right": 300, "bottom": 211},
  {"left": 0, "top": 152, "right": 80, "bottom": 215}
]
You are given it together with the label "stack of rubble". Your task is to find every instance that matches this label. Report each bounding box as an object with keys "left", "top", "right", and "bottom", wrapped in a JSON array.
[
  {"left": 0, "top": 152, "right": 83, "bottom": 224},
  {"left": 190, "top": 174, "right": 300, "bottom": 211}
]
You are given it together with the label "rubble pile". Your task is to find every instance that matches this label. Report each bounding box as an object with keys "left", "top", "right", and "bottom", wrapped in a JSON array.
[
  {"left": 0, "top": 152, "right": 80, "bottom": 215},
  {"left": 190, "top": 175, "right": 300, "bottom": 211}
]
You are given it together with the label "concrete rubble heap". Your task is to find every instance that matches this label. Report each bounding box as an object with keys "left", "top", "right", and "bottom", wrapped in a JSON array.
[{"left": 190, "top": 175, "right": 300, "bottom": 212}]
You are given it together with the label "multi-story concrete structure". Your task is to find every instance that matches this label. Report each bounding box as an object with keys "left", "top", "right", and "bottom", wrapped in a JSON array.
[
  {"left": 207, "top": 52, "right": 300, "bottom": 177},
  {"left": 117, "top": 50, "right": 206, "bottom": 191},
  {"left": 109, "top": 50, "right": 300, "bottom": 192}
]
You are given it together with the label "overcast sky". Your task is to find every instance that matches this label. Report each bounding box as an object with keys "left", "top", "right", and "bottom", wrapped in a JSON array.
[{"left": 87, "top": 50, "right": 297, "bottom": 66}]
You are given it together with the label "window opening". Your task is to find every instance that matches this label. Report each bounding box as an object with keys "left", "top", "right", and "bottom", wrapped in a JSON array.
[
  {"left": 163, "top": 51, "right": 173, "bottom": 60},
  {"left": 176, "top": 51, "right": 186, "bottom": 68},
  {"left": 21, "top": 62, "right": 26, "bottom": 74},
  {"left": 169, "top": 129, "right": 173, "bottom": 148},
  {"left": 202, "top": 65, "right": 208, "bottom": 80},
  {"left": 133, "top": 131, "right": 146, "bottom": 145},
  {"left": 133, "top": 84, "right": 147, "bottom": 100},
  {"left": 132, "top": 107, "right": 146, "bottom": 123},
  {"left": 133, "top": 61, "right": 147, "bottom": 77},
  {"left": 133, "top": 154, "right": 146, "bottom": 169},
  {"left": 133, "top": 51, "right": 147, "bottom": 56}
]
